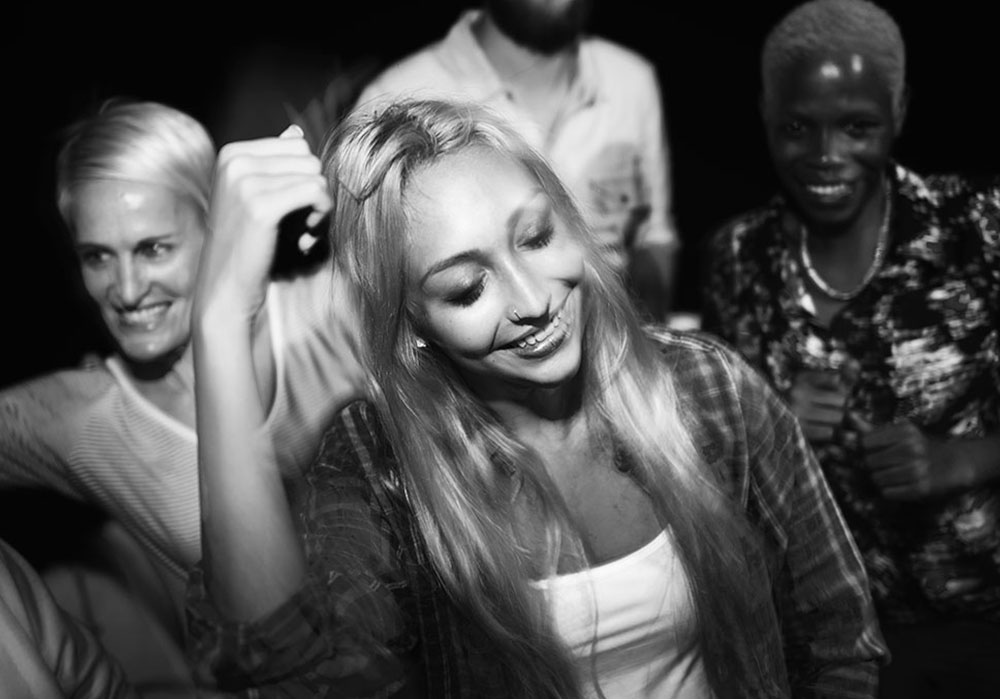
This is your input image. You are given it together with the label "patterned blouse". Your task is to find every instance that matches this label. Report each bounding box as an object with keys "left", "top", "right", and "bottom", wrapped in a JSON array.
[
  {"left": 702, "top": 162, "right": 1000, "bottom": 625},
  {"left": 185, "top": 330, "right": 885, "bottom": 698}
]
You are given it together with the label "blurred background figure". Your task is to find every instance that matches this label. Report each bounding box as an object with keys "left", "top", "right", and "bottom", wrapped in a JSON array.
[
  {"left": 1, "top": 536, "right": 137, "bottom": 699},
  {"left": 701, "top": 1, "right": 1000, "bottom": 697},
  {"left": 0, "top": 98, "right": 365, "bottom": 694},
  {"left": 352, "top": 0, "right": 681, "bottom": 323}
]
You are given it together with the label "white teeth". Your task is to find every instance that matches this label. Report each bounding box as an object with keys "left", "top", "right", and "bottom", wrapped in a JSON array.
[
  {"left": 516, "top": 307, "right": 566, "bottom": 349},
  {"left": 120, "top": 304, "right": 168, "bottom": 326},
  {"left": 807, "top": 183, "right": 849, "bottom": 196}
]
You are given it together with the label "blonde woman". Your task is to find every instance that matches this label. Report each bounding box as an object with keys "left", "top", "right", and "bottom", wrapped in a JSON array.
[
  {"left": 0, "top": 99, "right": 365, "bottom": 693},
  {"left": 189, "top": 99, "right": 886, "bottom": 698}
]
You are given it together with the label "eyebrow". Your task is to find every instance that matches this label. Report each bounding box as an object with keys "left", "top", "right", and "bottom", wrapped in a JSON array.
[
  {"left": 74, "top": 232, "right": 177, "bottom": 251},
  {"left": 421, "top": 250, "right": 482, "bottom": 284},
  {"left": 419, "top": 188, "right": 548, "bottom": 286}
]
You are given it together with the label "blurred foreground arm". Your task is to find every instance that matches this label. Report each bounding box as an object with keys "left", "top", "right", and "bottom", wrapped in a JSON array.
[{"left": 192, "top": 125, "right": 330, "bottom": 621}]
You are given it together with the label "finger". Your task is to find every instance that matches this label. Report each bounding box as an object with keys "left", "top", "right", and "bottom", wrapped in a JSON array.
[
  {"left": 880, "top": 483, "right": 924, "bottom": 502},
  {"left": 304, "top": 209, "right": 328, "bottom": 229},
  {"left": 231, "top": 172, "right": 328, "bottom": 200},
  {"left": 845, "top": 412, "right": 874, "bottom": 433},
  {"left": 861, "top": 425, "right": 908, "bottom": 451},
  {"left": 798, "top": 404, "right": 845, "bottom": 426},
  {"left": 218, "top": 178, "right": 332, "bottom": 238},
  {"left": 868, "top": 463, "right": 915, "bottom": 487},
  {"left": 220, "top": 153, "right": 324, "bottom": 183},
  {"left": 252, "top": 178, "right": 331, "bottom": 221},
  {"left": 217, "top": 134, "right": 313, "bottom": 163},
  {"left": 810, "top": 393, "right": 850, "bottom": 410},
  {"left": 802, "top": 422, "right": 836, "bottom": 444},
  {"left": 792, "top": 381, "right": 849, "bottom": 406},
  {"left": 862, "top": 441, "right": 917, "bottom": 472},
  {"left": 798, "top": 370, "right": 841, "bottom": 390}
]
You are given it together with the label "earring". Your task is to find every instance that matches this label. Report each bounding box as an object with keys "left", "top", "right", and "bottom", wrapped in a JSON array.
[{"left": 414, "top": 337, "right": 427, "bottom": 349}]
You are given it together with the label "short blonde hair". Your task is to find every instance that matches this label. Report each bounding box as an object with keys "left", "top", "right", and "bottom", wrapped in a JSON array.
[
  {"left": 761, "top": 0, "right": 906, "bottom": 117},
  {"left": 56, "top": 98, "right": 215, "bottom": 230}
]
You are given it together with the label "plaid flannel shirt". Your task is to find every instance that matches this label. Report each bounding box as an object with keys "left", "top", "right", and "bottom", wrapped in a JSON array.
[{"left": 186, "top": 329, "right": 887, "bottom": 698}]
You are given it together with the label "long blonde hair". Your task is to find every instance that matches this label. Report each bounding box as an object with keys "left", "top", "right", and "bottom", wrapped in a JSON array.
[{"left": 322, "top": 99, "right": 783, "bottom": 697}]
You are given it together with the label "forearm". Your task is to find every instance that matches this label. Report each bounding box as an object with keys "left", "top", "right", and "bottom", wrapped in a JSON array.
[{"left": 193, "top": 307, "right": 305, "bottom": 621}]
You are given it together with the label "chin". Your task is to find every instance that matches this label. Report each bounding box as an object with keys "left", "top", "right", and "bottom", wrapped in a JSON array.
[
  {"left": 116, "top": 334, "right": 186, "bottom": 366},
  {"left": 522, "top": 345, "right": 583, "bottom": 388}
]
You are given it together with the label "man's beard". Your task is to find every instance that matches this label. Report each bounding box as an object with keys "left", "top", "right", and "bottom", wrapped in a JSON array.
[{"left": 486, "top": 0, "right": 594, "bottom": 55}]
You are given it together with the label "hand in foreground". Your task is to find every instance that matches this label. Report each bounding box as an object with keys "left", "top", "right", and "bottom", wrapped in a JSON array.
[
  {"left": 788, "top": 369, "right": 851, "bottom": 445},
  {"left": 195, "top": 125, "right": 331, "bottom": 322},
  {"left": 859, "top": 420, "right": 970, "bottom": 501}
]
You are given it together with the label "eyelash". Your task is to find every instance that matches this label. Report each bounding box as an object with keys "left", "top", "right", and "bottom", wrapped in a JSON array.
[
  {"left": 138, "top": 242, "right": 172, "bottom": 258},
  {"left": 523, "top": 222, "right": 555, "bottom": 250},
  {"left": 448, "top": 276, "right": 486, "bottom": 307},
  {"left": 79, "top": 250, "right": 109, "bottom": 267},
  {"left": 443, "top": 220, "right": 555, "bottom": 307}
]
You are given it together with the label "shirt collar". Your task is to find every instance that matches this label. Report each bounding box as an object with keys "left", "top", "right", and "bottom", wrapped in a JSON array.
[
  {"left": 888, "top": 162, "right": 952, "bottom": 270},
  {"left": 772, "top": 162, "right": 951, "bottom": 271},
  {"left": 439, "top": 9, "right": 600, "bottom": 107}
]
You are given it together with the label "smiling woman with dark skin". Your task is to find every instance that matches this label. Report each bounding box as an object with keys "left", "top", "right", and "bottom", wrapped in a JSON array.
[{"left": 702, "top": 1, "right": 1000, "bottom": 697}]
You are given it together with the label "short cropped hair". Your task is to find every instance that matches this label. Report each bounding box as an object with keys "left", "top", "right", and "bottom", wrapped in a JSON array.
[
  {"left": 761, "top": 0, "right": 906, "bottom": 116},
  {"left": 56, "top": 98, "right": 216, "bottom": 230}
]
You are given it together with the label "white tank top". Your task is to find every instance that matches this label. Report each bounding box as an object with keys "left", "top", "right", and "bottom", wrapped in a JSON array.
[{"left": 531, "top": 530, "right": 712, "bottom": 698}]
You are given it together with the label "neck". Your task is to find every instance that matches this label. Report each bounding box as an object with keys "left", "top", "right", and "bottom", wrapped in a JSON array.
[
  {"left": 798, "top": 177, "right": 892, "bottom": 302},
  {"left": 474, "top": 12, "right": 577, "bottom": 92},
  {"left": 467, "top": 372, "right": 585, "bottom": 439},
  {"left": 803, "top": 180, "right": 889, "bottom": 263},
  {"left": 119, "top": 342, "right": 194, "bottom": 393}
]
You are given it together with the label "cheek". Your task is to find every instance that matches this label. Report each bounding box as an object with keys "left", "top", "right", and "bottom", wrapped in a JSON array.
[
  {"left": 767, "top": 140, "right": 801, "bottom": 172},
  {"left": 854, "top": 140, "right": 893, "bottom": 169},
  {"left": 429, "top": 304, "right": 505, "bottom": 358},
  {"left": 545, "top": 239, "right": 587, "bottom": 280},
  {"left": 164, "top": 247, "right": 203, "bottom": 297},
  {"left": 78, "top": 267, "right": 110, "bottom": 303}
]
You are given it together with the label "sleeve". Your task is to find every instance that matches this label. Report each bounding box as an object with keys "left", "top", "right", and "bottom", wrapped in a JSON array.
[
  {"left": 699, "top": 224, "right": 741, "bottom": 344},
  {"left": 632, "top": 63, "right": 679, "bottom": 253},
  {"left": 185, "top": 402, "right": 419, "bottom": 698},
  {"left": 731, "top": 351, "right": 889, "bottom": 698},
  {"left": 981, "top": 178, "right": 1000, "bottom": 403},
  {"left": 975, "top": 175, "right": 1000, "bottom": 320},
  {"left": 0, "top": 373, "right": 85, "bottom": 498},
  {"left": 0, "top": 539, "right": 136, "bottom": 699}
]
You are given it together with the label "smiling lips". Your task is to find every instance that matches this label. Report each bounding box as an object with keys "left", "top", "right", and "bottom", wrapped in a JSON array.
[
  {"left": 507, "top": 304, "right": 572, "bottom": 359},
  {"left": 117, "top": 302, "right": 170, "bottom": 331},
  {"left": 803, "top": 181, "right": 853, "bottom": 202}
]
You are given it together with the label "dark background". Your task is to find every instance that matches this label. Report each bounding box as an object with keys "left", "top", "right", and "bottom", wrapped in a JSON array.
[{"left": 5, "top": 0, "right": 997, "bottom": 392}]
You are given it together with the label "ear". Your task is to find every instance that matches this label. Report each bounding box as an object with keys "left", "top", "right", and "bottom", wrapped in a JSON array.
[{"left": 893, "top": 84, "right": 910, "bottom": 135}]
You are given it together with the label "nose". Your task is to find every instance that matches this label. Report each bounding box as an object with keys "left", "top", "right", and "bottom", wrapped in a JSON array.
[
  {"left": 505, "top": 259, "right": 551, "bottom": 324},
  {"left": 110, "top": 258, "right": 149, "bottom": 307},
  {"left": 814, "top": 128, "right": 847, "bottom": 167}
]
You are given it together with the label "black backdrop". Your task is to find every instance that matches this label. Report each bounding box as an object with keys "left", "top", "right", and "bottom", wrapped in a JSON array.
[{"left": 6, "top": 0, "right": 998, "bottom": 391}]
